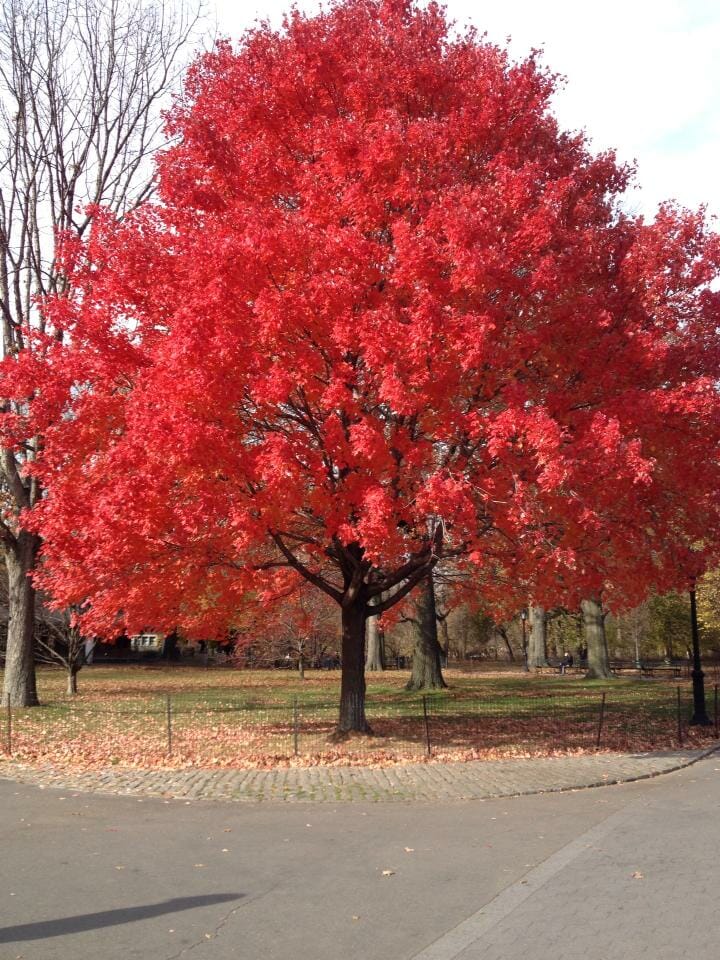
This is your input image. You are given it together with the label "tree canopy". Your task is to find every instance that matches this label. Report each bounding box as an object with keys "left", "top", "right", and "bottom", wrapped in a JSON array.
[{"left": 2, "top": 0, "right": 720, "bottom": 728}]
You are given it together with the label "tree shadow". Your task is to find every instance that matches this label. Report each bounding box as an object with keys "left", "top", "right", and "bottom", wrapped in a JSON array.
[{"left": 0, "top": 893, "right": 243, "bottom": 943}]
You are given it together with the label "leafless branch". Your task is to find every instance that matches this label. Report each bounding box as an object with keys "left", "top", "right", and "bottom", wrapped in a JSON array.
[{"left": 0, "top": 0, "right": 204, "bottom": 538}]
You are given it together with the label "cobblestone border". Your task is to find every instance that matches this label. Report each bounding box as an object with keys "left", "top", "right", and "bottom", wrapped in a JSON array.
[{"left": 2, "top": 743, "right": 718, "bottom": 803}]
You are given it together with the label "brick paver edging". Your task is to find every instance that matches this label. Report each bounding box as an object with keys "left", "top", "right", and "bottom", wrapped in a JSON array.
[{"left": 2, "top": 744, "right": 718, "bottom": 803}]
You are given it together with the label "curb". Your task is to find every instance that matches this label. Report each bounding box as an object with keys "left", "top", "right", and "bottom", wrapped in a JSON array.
[
  {"left": 472, "top": 742, "right": 720, "bottom": 802},
  {"left": 2, "top": 743, "right": 719, "bottom": 804}
]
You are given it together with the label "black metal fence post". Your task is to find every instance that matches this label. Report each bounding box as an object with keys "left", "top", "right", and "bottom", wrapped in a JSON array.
[
  {"left": 422, "top": 696, "right": 431, "bottom": 756},
  {"left": 293, "top": 697, "right": 299, "bottom": 756},
  {"left": 595, "top": 692, "right": 606, "bottom": 749},
  {"left": 677, "top": 687, "right": 683, "bottom": 746},
  {"left": 689, "top": 586, "right": 711, "bottom": 725},
  {"left": 166, "top": 694, "right": 173, "bottom": 756}
]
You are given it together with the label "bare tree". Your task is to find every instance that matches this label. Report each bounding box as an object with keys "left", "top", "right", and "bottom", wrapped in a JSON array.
[
  {"left": 35, "top": 606, "right": 91, "bottom": 694},
  {"left": 235, "top": 585, "right": 340, "bottom": 675},
  {"left": 0, "top": 564, "right": 88, "bottom": 693},
  {"left": 0, "top": 0, "right": 203, "bottom": 705}
]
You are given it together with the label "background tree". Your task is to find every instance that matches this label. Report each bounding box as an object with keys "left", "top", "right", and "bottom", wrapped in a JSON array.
[
  {"left": 609, "top": 605, "right": 650, "bottom": 662},
  {"left": 234, "top": 582, "right": 340, "bottom": 675},
  {"left": 402, "top": 561, "right": 495, "bottom": 687},
  {"left": 5, "top": 0, "right": 720, "bottom": 734},
  {"left": 0, "top": 0, "right": 201, "bottom": 705},
  {"left": 644, "top": 593, "right": 692, "bottom": 661},
  {"left": 404, "top": 571, "right": 447, "bottom": 691},
  {"left": 697, "top": 570, "right": 720, "bottom": 655},
  {"left": 365, "top": 608, "right": 385, "bottom": 672},
  {"left": 35, "top": 607, "right": 90, "bottom": 695},
  {"left": 491, "top": 622, "right": 517, "bottom": 662},
  {"left": 528, "top": 605, "right": 549, "bottom": 668},
  {"left": 581, "top": 597, "right": 612, "bottom": 679}
]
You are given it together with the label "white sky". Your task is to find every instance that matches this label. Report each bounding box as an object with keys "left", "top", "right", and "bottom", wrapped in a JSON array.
[{"left": 211, "top": 0, "right": 720, "bottom": 221}]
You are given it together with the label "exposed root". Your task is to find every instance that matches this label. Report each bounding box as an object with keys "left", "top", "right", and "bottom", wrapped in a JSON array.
[{"left": 329, "top": 724, "right": 374, "bottom": 743}]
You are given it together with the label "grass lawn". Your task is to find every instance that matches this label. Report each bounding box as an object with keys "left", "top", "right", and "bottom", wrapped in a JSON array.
[
  {"left": 26, "top": 662, "right": 720, "bottom": 706},
  {"left": 1, "top": 663, "right": 717, "bottom": 770}
]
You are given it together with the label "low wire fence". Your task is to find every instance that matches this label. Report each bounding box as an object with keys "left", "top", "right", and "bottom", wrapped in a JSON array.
[{"left": 2, "top": 686, "right": 718, "bottom": 768}]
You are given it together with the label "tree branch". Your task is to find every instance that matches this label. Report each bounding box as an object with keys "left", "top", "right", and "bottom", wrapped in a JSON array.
[
  {"left": 270, "top": 531, "right": 343, "bottom": 604},
  {"left": 369, "top": 561, "right": 437, "bottom": 616}
]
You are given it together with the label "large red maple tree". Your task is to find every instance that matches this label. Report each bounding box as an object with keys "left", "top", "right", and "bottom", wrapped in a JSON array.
[{"left": 3, "top": 0, "right": 720, "bottom": 731}]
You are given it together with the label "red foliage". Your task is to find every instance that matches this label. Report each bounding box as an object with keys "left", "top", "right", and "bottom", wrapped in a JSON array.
[
  {"left": 232, "top": 580, "right": 340, "bottom": 667},
  {"left": 2, "top": 0, "right": 720, "bottom": 648}
]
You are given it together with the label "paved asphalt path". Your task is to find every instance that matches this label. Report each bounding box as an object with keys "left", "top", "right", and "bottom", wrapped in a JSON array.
[{"left": 1, "top": 755, "right": 719, "bottom": 960}]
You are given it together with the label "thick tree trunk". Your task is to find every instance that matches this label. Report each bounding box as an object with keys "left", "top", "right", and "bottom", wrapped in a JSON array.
[
  {"left": 2, "top": 532, "right": 40, "bottom": 707},
  {"left": 365, "top": 613, "right": 385, "bottom": 671},
  {"left": 581, "top": 597, "right": 614, "bottom": 679},
  {"left": 406, "top": 573, "right": 447, "bottom": 691},
  {"left": 528, "top": 605, "right": 548, "bottom": 667},
  {"left": 337, "top": 602, "right": 371, "bottom": 734},
  {"left": 438, "top": 615, "right": 450, "bottom": 665}
]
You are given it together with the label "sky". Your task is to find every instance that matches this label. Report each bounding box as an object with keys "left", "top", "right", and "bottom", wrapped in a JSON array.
[{"left": 211, "top": 0, "right": 720, "bottom": 221}]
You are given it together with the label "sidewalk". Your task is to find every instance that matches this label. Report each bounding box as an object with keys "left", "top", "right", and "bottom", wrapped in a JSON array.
[{"left": 2, "top": 745, "right": 716, "bottom": 802}]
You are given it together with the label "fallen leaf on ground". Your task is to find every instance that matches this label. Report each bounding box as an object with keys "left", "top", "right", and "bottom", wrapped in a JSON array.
[
  {"left": 381, "top": 869, "right": 395, "bottom": 876},
  {"left": 631, "top": 871, "right": 644, "bottom": 879}
]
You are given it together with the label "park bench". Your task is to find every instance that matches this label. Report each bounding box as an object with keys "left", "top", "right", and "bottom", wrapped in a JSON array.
[
  {"left": 640, "top": 663, "right": 684, "bottom": 679},
  {"left": 610, "top": 660, "right": 686, "bottom": 679},
  {"left": 533, "top": 661, "right": 586, "bottom": 676}
]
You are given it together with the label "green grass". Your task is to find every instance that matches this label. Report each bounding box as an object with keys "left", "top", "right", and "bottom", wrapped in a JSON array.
[
  {"left": 2, "top": 663, "right": 716, "bottom": 766},
  {"left": 18, "top": 661, "right": 717, "bottom": 716}
]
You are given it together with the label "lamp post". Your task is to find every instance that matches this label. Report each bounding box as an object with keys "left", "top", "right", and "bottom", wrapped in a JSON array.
[
  {"left": 689, "top": 581, "right": 711, "bottom": 726},
  {"left": 520, "top": 610, "right": 529, "bottom": 673}
]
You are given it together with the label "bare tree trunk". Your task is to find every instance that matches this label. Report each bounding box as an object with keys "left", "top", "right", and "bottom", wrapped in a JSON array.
[
  {"left": 581, "top": 597, "right": 614, "bottom": 679},
  {"left": 365, "top": 612, "right": 384, "bottom": 671},
  {"left": 337, "top": 602, "right": 370, "bottom": 734},
  {"left": 496, "top": 625, "right": 515, "bottom": 662},
  {"left": 2, "top": 531, "right": 40, "bottom": 706},
  {"left": 437, "top": 615, "right": 450, "bottom": 664},
  {"left": 66, "top": 666, "right": 79, "bottom": 696},
  {"left": 528, "top": 605, "right": 548, "bottom": 667},
  {"left": 664, "top": 634, "right": 674, "bottom": 661},
  {"left": 406, "top": 573, "right": 447, "bottom": 691}
]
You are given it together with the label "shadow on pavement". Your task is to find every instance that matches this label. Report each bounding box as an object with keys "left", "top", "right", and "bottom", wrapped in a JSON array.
[{"left": 0, "top": 893, "right": 243, "bottom": 942}]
